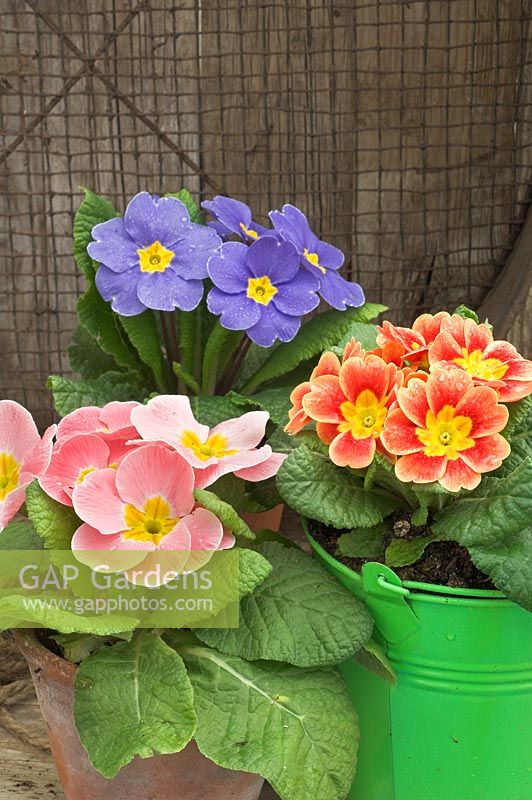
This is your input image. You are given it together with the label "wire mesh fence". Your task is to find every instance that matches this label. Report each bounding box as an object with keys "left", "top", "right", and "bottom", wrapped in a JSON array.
[{"left": 2, "top": 0, "right": 532, "bottom": 426}]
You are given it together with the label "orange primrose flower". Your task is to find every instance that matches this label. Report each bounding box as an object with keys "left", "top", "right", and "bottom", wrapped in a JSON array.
[
  {"left": 428, "top": 315, "right": 532, "bottom": 403},
  {"left": 299, "top": 354, "right": 399, "bottom": 469},
  {"left": 380, "top": 368, "right": 510, "bottom": 492},
  {"left": 377, "top": 311, "right": 451, "bottom": 367}
]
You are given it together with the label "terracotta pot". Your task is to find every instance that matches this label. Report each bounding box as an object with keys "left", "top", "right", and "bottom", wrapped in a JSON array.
[
  {"left": 242, "top": 503, "right": 284, "bottom": 534},
  {"left": 13, "top": 631, "right": 265, "bottom": 800}
]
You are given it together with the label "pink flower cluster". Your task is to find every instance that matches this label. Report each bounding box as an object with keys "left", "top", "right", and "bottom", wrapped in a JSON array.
[{"left": 0, "top": 398, "right": 286, "bottom": 582}]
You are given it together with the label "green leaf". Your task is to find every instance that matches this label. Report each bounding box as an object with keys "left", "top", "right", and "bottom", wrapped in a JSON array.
[
  {"left": 189, "top": 393, "right": 261, "bottom": 428},
  {"left": 0, "top": 596, "right": 138, "bottom": 636},
  {"left": 25, "top": 481, "right": 80, "bottom": 549},
  {"left": 453, "top": 304, "right": 480, "bottom": 323},
  {"left": 77, "top": 283, "right": 140, "bottom": 373},
  {"left": 201, "top": 323, "right": 241, "bottom": 394},
  {"left": 119, "top": 311, "right": 171, "bottom": 392},
  {"left": 239, "top": 303, "right": 386, "bottom": 393},
  {"left": 176, "top": 310, "right": 196, "bottom": 374},
  {"left": 433, "top": 457, "right": 532, "bottom": 547},
  {"left": 252, "top": 387, "right": 293, "bottom": 426},
  {"left": 68, "top": 326, "right": 122, "bottom": 380},
  {"left": 501, "top": 395, "right": 532, "bottom": 470},
  {"left": 353, "top": 638, "right": 396, "bottom": 685},
  {"left": 237, "top": 547, "right": 273, "bottom": 598},
  {"left": 165, "top": 189, "right": 204, "bottom": 224},
  {"left": 193, "top": 489, "right": 255, "bottom": 540},
  {"left": 385, "top": 533, "right": 444, "bottom": 568},
  {"left": 242, "top": 476, "right": 282, "bottom": 513},
  {"left": 468, "top": 528, "right": 532, "bottom": 610},
  {"left": 196, "top": 542, "right": 373, "bottom": 667},
  {"left": 48, "top": 373, "right": 144, "bottom": 418},
  {"left": 236, "top": 342, "right": 280, "bottom": 389},
  {"left": 0, "top": 519, "right": 43, "bottom": 550},
  {"left": 277, "top": 446, "right": 398, "bottom": 529},
  {"left": 336, "top": 524, "right": 387, "bottom": 559},
  {"left": 74, "top": 632, "right": 196, "bottom": 778},
  {"left": 178, "top": 643, "right": 359, "bottom": 800},
  {"left": 74, "top": 188, "right": 118, "bottom": 280},
  {"left": 172, "top": 362, "right": 200, "bottom": 395},
  {"left": 52, "top": 633, "right": 109, "bottom": 664},
  {"left": 336, "top": 321, "right": 381, "bottom": 351}
]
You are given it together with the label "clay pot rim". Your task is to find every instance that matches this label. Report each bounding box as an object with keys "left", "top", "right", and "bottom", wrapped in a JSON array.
[{"left": 11, "top": 629, "right": 76, "bottom": 686}]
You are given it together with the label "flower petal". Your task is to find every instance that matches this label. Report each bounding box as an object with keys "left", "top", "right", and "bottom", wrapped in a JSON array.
[
  {"left": 272, "top": 269, "right": 320, "bottom": 316},
  {"left": 212, "top": 411, "right": 269, "bottom": 449},
  {"left": 71, "top": 525, "right": 152, "bottom": 572},
  {"left": 245, "top": 237, "right": 300, "bottom": 284},
  {"left": 316, "top": 422, "right": 339, "bottom": 444},
  {"left": 396, "top": 378, "right": 430, "bottom": 426},
  {"left": 454, "top": 386, "right": 508, "bottom": 437},
  {"left": 329, "top": 431, "right": 376, "bottom": 469},
  {"left": 428, "top": 330, "right": 463, "bottom": 365},
  {"left": 169, "top": 224, "right": 221, "bottom": 280},
  {"left": 381, "top": 408, "right": 423, "bottom": 455},
  {"left": 302, "top": 375, "right": 345, "bottom": 423},
  {"left": 41, "top": 434, "right": 110, "bottom": 505},
  {"left": 136, "top": 270, "right": 203, "bottom": 313},
  {"left": 193, "top": 445, "right": 273, "bottom": 488},
  {"left": 439, "top": 459, "right": 481, "bottom": 492},
  {"left": 425, "top": 368, "right": 474, "bottom": 415},
  {"left": 339, "top": 355, "right": 392, "bottom": 402},
  {"left": 202, "top": 196, "right": 252, "bottom": 235},
  {"left": 0, "top": 400, "right": 41, "bottom": 465},
  {"left": 131, "top": 395, "right": 209, "bottom": 450},
  {"left": 269, "top": 204, "right": 317, "bottom": 252},
  {"left": 315, "top": 240, "right": 345, "bottom": 270},
  {"left": 310, "top": 352, "right": 341, "bottom": 379},
  {"left": 115, "top": 445, "right": 195, "bottom": 518},
  {"left": 247, "top": 304, "right": 300, "bottom": 347},
  {"left": 72, "top": 468, "right": 126, "bottom": 534},
  {"left": 394, "top": 452, "right": 447, "bottom": 484},
  {"left": 207, "top": 288, "right": 262, "bottom": 330},
  {"left": 124, "top": 193, "right": 190, "bottom": 246},
  {"left": 0, "top": 485, "right": 28, "bottom": 533},
  {"left": 57, "top": 407, "right": 103, "bottom": 440},
  {"left": 459, "top": 433, "right": 511, "bottom": 473},
  {"left": 207, "top": 242, "right": 250, "bottom": 293},
  {"left": 317, "top": 270, "right": 365, "bottom": 311},
  {"left": 95, "top": 265, "right": 146, "bottom": 316},
  {"left": 87, "top": 218, "right": 139, "bottom": 273},
  {"left": 234, "top": 452, "right": 287, "bottom": 481}
]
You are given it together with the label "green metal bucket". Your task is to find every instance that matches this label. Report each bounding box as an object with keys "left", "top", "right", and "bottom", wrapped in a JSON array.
[{"left": 306, "top": 528, "right": 532, "bottom": 800}]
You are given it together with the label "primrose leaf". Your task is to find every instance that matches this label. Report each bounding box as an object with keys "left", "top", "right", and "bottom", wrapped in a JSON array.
[
  {"left": 252, "top": 387, "right": 293, "bottom": 427},
  {"left": 385, "top": 533, "right": 444, "bottom": 568},
  {"left": 48, "top": 373, "right": 144, "bottom": 418},
  {"left": 68, "top": 326, "right": 123, "bottom": 380},
  {"left": 239, "top": 303, "right": 386, "bottom": 393},
  {"left": 193, "top": 489, "right": 255, "bottom": 540},
  {"left": 196, "top": 542, "right": 373, "bottom": 667},
  {"left": 201, "top": 323, "right": 241, "bottom": 393},
  {"left": 277, "top": 446, "right": 398, "bottom": 529},
  {"left": 165, "top": 189, "right": 204, "bottom": 224},
  {"left": 433, "top": 456, "right": 532, "bottom": 547},
  {"left": 468, "top": 527, "right": 532, "bottom": 610},
  {"left": 178, "top": 643, "right": 359, "bottom": 800},
  {"left": 74, "top": 632, "right": 196, "bottom": 778},
  {"left": 25, "top": 480, "right": 80, "bottom": 549},
  {"left": 353, "top": 638, "right": 396, "bottom": 685},
  {"left": 237, "top": 547, "right": 273, "bottom": 598},
  {"left": 453, "top": 305, "right": 480, "bottom": 324},
  {"left": 0, "top": 597, "right": 137, "bottom": 636},
  {"left": 0, "top": 518, "right": 43, "bottom": 550},
  {"left": 336, "top": 524, "right": 388, "bottom": 559},
  {"left": 189, "top": 393, "right": 261, "bottom": 428},
  {"left": 77, "top": 283, "right": 141, "bottom": 373},
  {"left": 74, "top": 188, "right": 118, "bottom": 280},
  {"left": 118, "top": 311, "right": 172, "bottom": 392}
]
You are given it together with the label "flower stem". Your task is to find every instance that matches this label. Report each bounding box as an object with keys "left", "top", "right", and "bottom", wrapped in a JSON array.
[{"left": 216, "top": 335, "right": 252, "bottom": 395}]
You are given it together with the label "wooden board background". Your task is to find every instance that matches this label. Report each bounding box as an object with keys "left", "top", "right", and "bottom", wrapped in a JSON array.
[{"left": 2, "top": 0, "right": 532, "bottom": 428}]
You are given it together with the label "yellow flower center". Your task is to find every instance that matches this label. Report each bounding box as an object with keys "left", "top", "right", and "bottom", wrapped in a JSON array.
[
  {"left": 338, "top": 390, "right": 388, "bottom": 440},
  {"left": 239, "top": 222, "right": 259, "bottom": 240},
  {"left": 416, "top": 405, "right": 475, "bottom": 460},
  {"left": 303, "top": 248, "right": 326, "bottom": 274},
  {"left": 0, "top": 452, "right": 20, "bottom": 501},
  {"left": 137, "top": 241, "right": 175, "bottom": 273},
  {"left": 76, "top": 466, "right": 97, "bottom": 485},
  {"left": 122, "top": 496, "right": 178, "bottom": 545},
  {"left": 181, "top": 430, "right": 238, "bottom": 462},
  {"left": 453, "top": 348, "right": 508, "bottom": 381},
  {"left": 247, "top": 275, "right": 278, "bottom": 306}
]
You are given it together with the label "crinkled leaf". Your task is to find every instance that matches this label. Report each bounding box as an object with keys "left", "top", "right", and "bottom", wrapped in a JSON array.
[
  {"left": 277, "top": 446, "right": 398, "bottom": 529},
  {"left": 74, "top": 632, "right": 196, "bottom": 778},
  {"left": 433, "top": 457, "right": 532, "bottom": 547},
  {"left": 74, "top": 188, "right": 118, "bottom": 280},
  {"left": 193, "top": 489, "right": 255, "bottom": 540},
  {"left": 236, "top": 341, "right": 281, "bottom": 388},
  {"left": 468, "top": 528, "right": 532, "bottom": 610},
  {"left": 252, "top": 387, "right": 293, "bottom": 427},
  {"left": 68, "top": 326, "right": 123, "bottom": 380},
  {"left": 336, "top": 524, "right": 388, "bottom": 559},
  {"left": 201, "top": 323, "right": 241, "bottom": 393},
  {"left": 501, "top": 395, "right": 532, "bottom": 470},
  {"left": 189, "top": 392, "right": 261, "bottom": 428},
  {"left": 237, "top": 547, "right": 273, "bottom": 598},
  {"left": 196, "top": 542, "right": 373, "bottom": 667},
  {"left": 0, "top": 596, "right": 137, "bottom": 636},
  {"left": 25, "top": 480, "right": 80, "bottom": 549},
  {"left": 0, "top": 518, "right": 43, "bottom": 550},
  {"left": 48, "top": 373, "right": 144, "bottom": 418},
  {"left": 453, "top": 305, "right": 480, "bottom": 323},
  {"left": 179, "top": 643, "right": 359, "bottom": 800},
  {"left": 385, "top": 533, "right": 444, "bottom": 568},
  {"left": 241, "top": 477, "right": 282, "bottom": 513},
  {"left": 354, "top": 638, "right": 396, "bottom": 685},
  {"left": 51, "top": 633, "right": 112, "bottom": 664},
  {"left": 165, "top": 189, "right": 204, "bottom": 224},
  {"left": 119, "top": 311, "right": 171, "bottom": 392},
  {"left": 240, "top": 304, "right": 386, "bottom": 393},
  {"left": 77, "top": 283, "right": 141, "bottom": 373}
]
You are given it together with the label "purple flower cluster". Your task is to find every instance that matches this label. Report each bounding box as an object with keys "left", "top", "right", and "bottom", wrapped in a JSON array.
[{"left": 89, "top": 192, "right": 365, "bottom": 347}]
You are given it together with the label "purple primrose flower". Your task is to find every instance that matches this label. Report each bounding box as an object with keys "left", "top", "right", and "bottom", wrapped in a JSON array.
[
  {"left": 202, "top": 196, "right": 273, "bottom": 243},
  {"left": 207, "top": 236, "right": 320, "bottom": 347},
  {"left": 88, "top": 192, "right": 221, "bottom": 316},
  {"left": 269, "top": 203, "right": 365, "bottom": 311}
]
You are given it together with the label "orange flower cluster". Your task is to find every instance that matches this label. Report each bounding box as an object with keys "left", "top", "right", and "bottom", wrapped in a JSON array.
[{"left": 286, "top": 312, "right": 532, "bottom": 491}]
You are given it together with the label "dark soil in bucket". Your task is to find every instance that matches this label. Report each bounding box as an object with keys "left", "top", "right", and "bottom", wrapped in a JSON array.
[{"left": 308, "top": 514, "right": 496, "bottom": 590}]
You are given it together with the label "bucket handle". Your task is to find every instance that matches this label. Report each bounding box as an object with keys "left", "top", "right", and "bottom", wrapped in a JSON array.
[{"left": 361, "top": 562, "right": 421, "bottom": 645}]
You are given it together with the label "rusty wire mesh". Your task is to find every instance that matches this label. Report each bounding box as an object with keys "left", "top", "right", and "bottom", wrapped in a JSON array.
[{"left": 2, "top": 0, "right": 532, "bottom": 426}]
